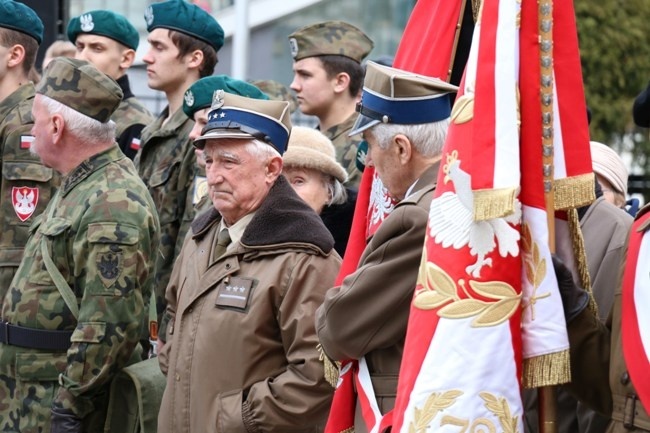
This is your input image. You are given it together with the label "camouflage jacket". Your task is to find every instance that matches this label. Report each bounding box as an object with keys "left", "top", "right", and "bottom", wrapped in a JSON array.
[
  {"left": 322, "top": 112, "right": 362, "bottom": 188},
  {"left": 134, "top": 106, "right": 196, "bottom": 324},
  {"left": 0, "top": 83, "right": 58, "bottom": 301},
  {"left": 0, "top": 146, "right": 160, "bottom": 430},
  {"left": 112, "top": 74, "right": 154, "bottom": 161}
]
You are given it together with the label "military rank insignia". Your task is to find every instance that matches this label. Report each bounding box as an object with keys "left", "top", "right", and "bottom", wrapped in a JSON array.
[{"left": 12, "top": 186, "right": 39, "bottom": 222}]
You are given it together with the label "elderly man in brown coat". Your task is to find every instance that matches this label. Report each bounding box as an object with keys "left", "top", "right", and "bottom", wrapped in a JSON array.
[
  {"left": 157, "top": 93, "right": 341, "bottom": 433},
  {"left": 316, "top": 62, "right": 457, "bottom": 431}
]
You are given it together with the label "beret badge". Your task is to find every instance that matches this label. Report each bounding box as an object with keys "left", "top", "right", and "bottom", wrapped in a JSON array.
[
  {"left": 80, "top": 14, "right": 94, "bottom": 32},
  {"left": 184, "top": 90, "right": 195, "bottom": 108}
]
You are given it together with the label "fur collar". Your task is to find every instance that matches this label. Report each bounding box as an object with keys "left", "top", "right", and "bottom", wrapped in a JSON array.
[{"left": 191, "top": 176, "right": 334, "bottom": 253}]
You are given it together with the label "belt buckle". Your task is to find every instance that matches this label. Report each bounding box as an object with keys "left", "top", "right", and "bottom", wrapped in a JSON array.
[
  {"left": 0, "top": 321, "right": 9, "bottom": 344},
  {"left": 624, "top": 393, "right": 637, "bottom": 429}
]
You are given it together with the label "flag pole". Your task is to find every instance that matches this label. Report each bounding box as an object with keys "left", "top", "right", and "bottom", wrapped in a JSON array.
[{"left": 539, "top": 0, "right": 558, "bottom": 430}]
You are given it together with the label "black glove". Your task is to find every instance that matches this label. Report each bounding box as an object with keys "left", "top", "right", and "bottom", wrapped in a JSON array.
[
  {"left": 50, "top": 407, "right": 83, "bottom": 433},
  {"left": 553, "top": 255, "right": 590, "bottom": 323}
]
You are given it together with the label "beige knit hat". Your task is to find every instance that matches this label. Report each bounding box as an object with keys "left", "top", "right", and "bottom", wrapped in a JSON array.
[
  {"left": 590, "top": 141, "right": 628, "bottom": 196},
  {"left": 283, "top": 127, "right": 348, "bottom": 183}
]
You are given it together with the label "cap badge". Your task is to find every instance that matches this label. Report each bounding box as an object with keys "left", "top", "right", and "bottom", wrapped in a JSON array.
[
  {"left": 144, "top": 6, "right": 154, "bottom": 27},
  {"left": 288, "top": 38, "right": 299, "bottom": 58},
  {"left": 80, "top": 14, "right": 94, "bottom": 32},
  {"left": 184, "top": 90, "right": 195, "bottom": 108},
  {"left": 211, "top": 89, "right": 225, "bottom": 110}
]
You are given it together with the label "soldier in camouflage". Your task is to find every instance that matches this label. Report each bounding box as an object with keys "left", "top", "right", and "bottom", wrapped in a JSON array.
[
  {"left": 0, "top": 1, "right": 59, "bottom": 305},
  {"left": 134, "top": 0, "right": 223, "bottom": 326},
  {"left": 0, "top": 58, "right": 160, "bottom": 433},
  {"left": 288, "top": 21, "right": 374, "bottom": 187},
  {"left": 67, "top": 9, "right": 154, "bottom": 160}
]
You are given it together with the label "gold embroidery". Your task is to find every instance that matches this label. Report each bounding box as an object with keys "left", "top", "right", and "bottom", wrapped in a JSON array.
[
  {"left": 409, "top": 390, "right": 463, "bottom": 433},
  {"left": 480, "top": 392, "right": 519, "bottom": 433},
  {"left": 414, "top": 249, "right": 521, "bottom": 327},
  {"left": 520, "top": 223, "right": 549, "bottom": 320},
  {"left": 451, "top": 94, "right": 474, "bottom": 124}
]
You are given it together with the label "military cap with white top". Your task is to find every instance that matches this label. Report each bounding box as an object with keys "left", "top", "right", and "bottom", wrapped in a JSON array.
[
  {"left": 194, "top": 92, "right": 292, "bottom": 155},
  {"left": 350, "top": 61, "right": 459, "bottom": 136}
]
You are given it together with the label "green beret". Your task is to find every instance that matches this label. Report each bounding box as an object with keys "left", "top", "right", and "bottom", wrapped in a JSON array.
[
  {"left": 288, "top": 21, "right": 373, "bottom": 63},
  {"left": 36, "top": 58, "right": 123, "bottom": 123},
  {"left": 144, "top": 0, "right": 224, "bottom": 52},
  {"left": 183, "top": 75, "right": 269, "bottom": 118},
  {"left": 0, "top": 0, "right": 44, "bottom": 44},
  {"left": 67, "top": 10, "right": 139, "bottom": 51}
]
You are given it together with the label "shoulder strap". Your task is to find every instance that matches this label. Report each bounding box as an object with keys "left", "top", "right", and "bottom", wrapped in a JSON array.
[{"left": 40, "top": 239, "right": 79, "bottom": 319}]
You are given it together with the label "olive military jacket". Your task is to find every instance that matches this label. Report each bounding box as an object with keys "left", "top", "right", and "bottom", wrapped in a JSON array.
[
  {"left": 158, "top": 176, "right": 341, "bottom": 433},
  {"left": 322, "top": 113, "right": 363, "bottom": 188},
  {"left": 0, "top": 83, "right": 58, "bottom": 300},
  {"left": 566, "top": 204, "right": 650, "bottom": 432},
  {"left": 134, "top": 106, "right": 195, "bottom": 326},
  {"left": 112, "top": 74, "right": 154, "bottom": 161},
  {"left": 0, "top": 146, "right": 159, "bottom": 431},
  {"left": 316, "top": 163, "right": 438, "bottom": 418}
]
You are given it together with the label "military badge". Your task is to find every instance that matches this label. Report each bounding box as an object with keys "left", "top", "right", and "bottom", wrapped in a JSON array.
[
  {"left": 184, "top": 90, "right": 195, "bottom": 108},
  {"left": 144, "top": 6, "right": 154, "bottom": 27},
  {"left": 211, "top": 89, "right": 225, "bottom": 110},
  {"left": 20, "top": 135, "right": 34, "bottom": 149},
  {"left": 192, "top": 176, "right": 208, "bottom": 205},
  {"left": 288, "top": 38, "right": 299, "bottom": 58},
  {"left": 80, "top": 14, "right": 94, "bottom": 32},
  {"left": 130, "top": 137, "right": 141, "bottom": 151},
  {"left": 12, "top": 186, "right": 39, "bottom": 222},
  {"left": 97, "top": 251, "right": 122, "bottom": 288}
]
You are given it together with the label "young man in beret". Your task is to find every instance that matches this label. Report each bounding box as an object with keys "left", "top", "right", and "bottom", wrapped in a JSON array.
[
  {"left": 0, "top": 57, "right": 159, "bottom": 433},
  {"left": 0, "top": 0, "right": 59, "bottom": 306},
  {"left": 289, "top": 21, "right": 373, "bottom": 187},
  {"left": 158, "top": 92, "right": 339, "bottom": 433},
  {"left": 67, "top": 10, "right": 154, "bottom": 160},
  {"left": 135, "top": 0, "right": 224, "bottom": 330},
  {"left": 316, "top": 62, "right": 457, "bottom": 429}
]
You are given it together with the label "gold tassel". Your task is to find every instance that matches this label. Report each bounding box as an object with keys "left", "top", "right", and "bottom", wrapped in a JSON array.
[
  {"left": 339, "top": 429, "right": 355, "bottom": 433},
  {"left": 554, "top": 173, "right": 595, "bottom": 210},
  {"left": 473, "top": 187, "right": 519, "bottom": 221},
  {"left": 567, "top": 208, "right": 599, "bottom": 318},
  {"left": 317, "top": 344, "right": 340, "bottom": 388},
  {"left": 523, "top": 350, "right": 571, "bottom": 388}
]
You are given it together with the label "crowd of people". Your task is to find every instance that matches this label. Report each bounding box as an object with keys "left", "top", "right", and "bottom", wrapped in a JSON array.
[{"left": 1, "top": 0, "right": 649, "bottom": 431}]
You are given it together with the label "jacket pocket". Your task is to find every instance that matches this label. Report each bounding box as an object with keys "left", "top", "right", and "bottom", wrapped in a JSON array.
[
  {"left": 148, "top": 162, "right": 180, "bottom": 225},
  {"left": 27, "top": 217, "right": 72, "bottom": 285}
]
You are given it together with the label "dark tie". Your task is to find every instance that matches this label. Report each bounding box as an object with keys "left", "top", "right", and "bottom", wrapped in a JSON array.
[{"left": 214, "top": 228, "right": 231, "bottom": 259}]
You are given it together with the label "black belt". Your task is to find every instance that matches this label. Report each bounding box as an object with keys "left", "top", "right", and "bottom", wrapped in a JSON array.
[{"left": 0, "top": 322, "right": 73, "bottom": 351}]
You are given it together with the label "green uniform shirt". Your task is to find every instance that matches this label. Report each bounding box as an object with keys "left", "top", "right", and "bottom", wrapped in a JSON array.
[
  {"left": 322, "top": 112, "right": 362, "bottom": 188},
  {"left": 134, "top": 107, "right": 196, "bottom": 323},
  {"left": 0, "top": 145, "right": 159, "bottom": 427},
  {"left": 0, "top": 83, "right": 59, "bottom": 302}
]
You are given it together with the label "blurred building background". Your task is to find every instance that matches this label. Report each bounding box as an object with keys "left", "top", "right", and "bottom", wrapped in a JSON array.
[{"left": 21, "top": 0, "right": 416, "bottom": 120}]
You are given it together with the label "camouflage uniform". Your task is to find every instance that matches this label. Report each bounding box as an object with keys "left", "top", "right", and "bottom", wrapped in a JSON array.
[
  {"left": 0, "top": 83, "right": 58, "bottom": 303},
  {"left": 0, "top": 144, "right": 159, "bottom": 431},
  {"left": 322, "top": 113, "right": 363, "bottom": 187},
  {"left": 112, "top": 75, "right": 154, "bottom": 160},
  {"left": 134, "top": 108, "right": 195, "bottom": 323}
]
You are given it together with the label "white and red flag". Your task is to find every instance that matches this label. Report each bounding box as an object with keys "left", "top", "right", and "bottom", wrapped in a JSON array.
[{"left": 389, "top": 0, "right": 594, "bottom": 430}]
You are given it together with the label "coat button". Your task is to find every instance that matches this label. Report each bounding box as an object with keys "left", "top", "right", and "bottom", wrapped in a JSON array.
[
  {"left": 188, "top": 307, "right": 193, "bottom": 313},
  {"left": 225, "top": 264, "right": 231, "bottom": 269},
  {"left": 620, "top": 371, "right": 630, "bottom": 385}
]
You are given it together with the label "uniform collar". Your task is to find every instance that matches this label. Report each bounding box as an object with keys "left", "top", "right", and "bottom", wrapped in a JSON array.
[
  {"left": 321, "top": 112, "right": 357, "bottom": 141},
  {"left": 0, "top": 82, "right": 35, "bottom": 122},
  {"left": 60, "top": 145, "right": 123, "bottom": 197},
  {"left": 116, "top": 74, "right": 134, "bottom": 100}
]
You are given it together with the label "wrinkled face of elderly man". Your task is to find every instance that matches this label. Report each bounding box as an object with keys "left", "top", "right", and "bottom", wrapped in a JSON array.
[{"left": 203, "top": 138, "right": 283, "bottom": 225}]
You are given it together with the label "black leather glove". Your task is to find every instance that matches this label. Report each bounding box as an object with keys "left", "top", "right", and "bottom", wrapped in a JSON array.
[
  {"left": 553, "top": 255, "right": 590, "bottom": 323},
  {"left": 50, "top": 407, "right": 83, "bottom": 433}
]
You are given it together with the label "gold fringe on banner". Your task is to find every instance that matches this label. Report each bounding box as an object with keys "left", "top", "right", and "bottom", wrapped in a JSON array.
[
  {"left": 567, "top": 208, "right": 599, "bottom": 318},
  {"left": 339, "top": 429, "right": 355, "bottom": 433},
  {"left": 553, "top": 173, "right": 595, "bottom": 210},
  {"left": 523, "top": 349, "right": 571, "bottom": 389},
  {"left": 473, "top": 187, "right": 519, "bottom": 221},
  {"left": 317, "top": 344, "right": 340, "bottom": 388}
]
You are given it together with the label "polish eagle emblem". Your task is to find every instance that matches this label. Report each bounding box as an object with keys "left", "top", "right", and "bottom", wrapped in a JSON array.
[{"left": 12, "top": 187, "right": 39, "bottom": 222}]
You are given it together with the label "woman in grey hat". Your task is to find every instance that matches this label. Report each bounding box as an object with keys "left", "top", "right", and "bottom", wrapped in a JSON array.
[{"left": 283, "top": 126, "right": 357, "bottom": 256}]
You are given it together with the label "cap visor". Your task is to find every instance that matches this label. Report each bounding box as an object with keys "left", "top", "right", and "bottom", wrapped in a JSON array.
[
  {"left": 349, "top": 114, "right": 380, "bottom": 137},
  {"left": 193, "top": 130, "right": 254, "bottom": 149}
]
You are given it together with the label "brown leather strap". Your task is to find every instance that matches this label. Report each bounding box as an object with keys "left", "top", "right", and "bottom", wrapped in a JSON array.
[{"left": 612, "top": 393, "right": 650, "bottom": 430}]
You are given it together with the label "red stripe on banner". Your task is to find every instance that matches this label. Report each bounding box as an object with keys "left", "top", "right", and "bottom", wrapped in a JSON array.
[
  {"left": 553, "top": 0, "right": 592, "bottom": 178},
  {"left": 622, "top": 215, "right": 650, "bottom": 414},
  {"left": 471, "top": 0, "right": 498, "bottom": 191},
  {"left": 393, "top": 0, "right": 464, "bottom": 78}
]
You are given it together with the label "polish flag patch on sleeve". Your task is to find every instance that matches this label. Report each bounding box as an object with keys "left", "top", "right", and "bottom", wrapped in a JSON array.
[
  {"left": 20, "top": 135, "right": 35, "bottom": 149},
  {"left": 130, "top": 138, "right": 141, "bottom": 151}
]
